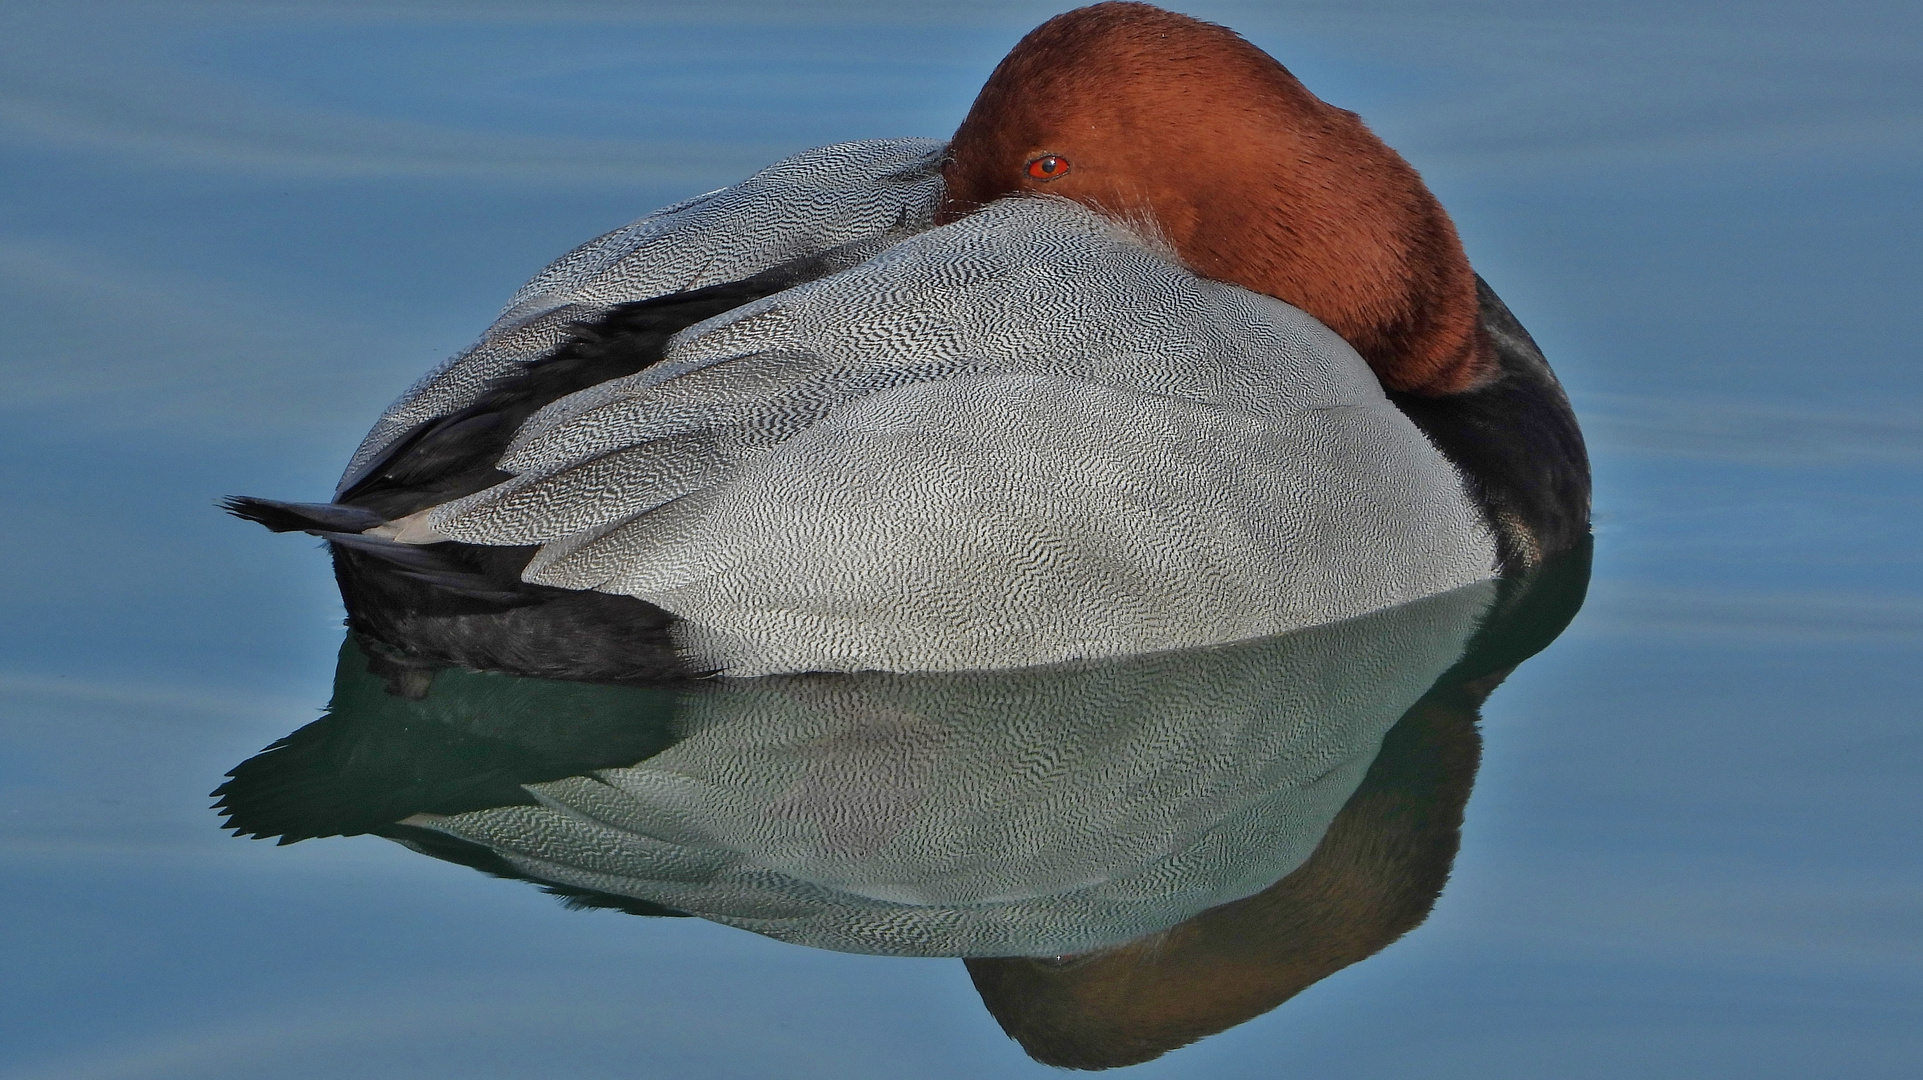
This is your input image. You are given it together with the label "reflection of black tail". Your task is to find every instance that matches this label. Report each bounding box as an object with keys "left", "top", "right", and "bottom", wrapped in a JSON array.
[
  {"left": 220, "top": 496, "right": 385, "bottom": 535},
  {"left": 214, "top": 633, "right": 681, "bottom": 842},
  {"left": 213, "top": 633, "right": 691, "bottom": 916}
]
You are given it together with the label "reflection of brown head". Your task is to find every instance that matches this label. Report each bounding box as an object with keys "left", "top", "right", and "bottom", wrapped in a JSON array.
[
  {"left": 938, "top": 2, "right": 1493, "bottom": 396},
  {"left": 965, "top": 692, "right": 1483, "bottom": 1069}
]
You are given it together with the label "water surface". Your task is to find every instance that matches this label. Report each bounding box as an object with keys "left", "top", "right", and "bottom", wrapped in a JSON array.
[{"left": 2, "top": 2, "right": 1919, "bottom": 1077}]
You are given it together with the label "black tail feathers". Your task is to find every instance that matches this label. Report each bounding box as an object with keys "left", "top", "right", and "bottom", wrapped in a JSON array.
[
  {"left": 223, "top": 496, "right": 540, "bottom": 607},
  {"left": 321, "top": 530, "right": 539, "bottom": 606},
  {"left": 221, "top": 496, "right": 387, "bottom": 535}
]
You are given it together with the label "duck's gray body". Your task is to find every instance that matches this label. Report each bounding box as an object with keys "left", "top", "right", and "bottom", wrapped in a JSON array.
[
  {"left": 228, "top": 137, "right": 1593, "bottom": 682},
  {"left": 291, "top": 139, "right": 1498, "bottom": 679}
]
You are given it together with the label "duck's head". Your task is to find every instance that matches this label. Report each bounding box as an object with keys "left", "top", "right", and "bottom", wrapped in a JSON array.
[{"left": 937, "top": 2, "right": 1493, "bottom": 397}]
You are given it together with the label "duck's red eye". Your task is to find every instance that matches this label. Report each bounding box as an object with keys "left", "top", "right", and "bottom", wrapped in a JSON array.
[{"left": 1026, "top": 155, "right": 1070, "bottom": 181}]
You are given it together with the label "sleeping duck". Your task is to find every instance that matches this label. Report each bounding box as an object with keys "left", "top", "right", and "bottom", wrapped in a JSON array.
[{"left": 227, "top": 2, "right": 1589, "bottom": 683}]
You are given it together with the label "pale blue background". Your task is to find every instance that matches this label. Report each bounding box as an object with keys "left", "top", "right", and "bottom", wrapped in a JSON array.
[{"left": 2, "top": 1, "right": 1919, "bottom": 1077}]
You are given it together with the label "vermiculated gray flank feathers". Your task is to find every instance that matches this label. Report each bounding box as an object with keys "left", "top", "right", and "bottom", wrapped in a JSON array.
[
  {"left": 234, "top": 139, "right": 1512, "bottom": 681},
  {"left": 416, "top": 196, "right": 1498, "bottom": 675}
]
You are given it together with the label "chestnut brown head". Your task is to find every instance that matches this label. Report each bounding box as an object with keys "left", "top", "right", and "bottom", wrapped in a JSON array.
[{"left": 939, "top": 2, "right": 1493, "bottom": 396}]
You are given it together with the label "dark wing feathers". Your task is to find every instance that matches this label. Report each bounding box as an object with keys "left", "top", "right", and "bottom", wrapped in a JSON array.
[
  {"left": 225, "top": 263, "right": 822, "bottom": 682},
  {"left": 336, "top": 272, "right": 801, "bottom": 520}
]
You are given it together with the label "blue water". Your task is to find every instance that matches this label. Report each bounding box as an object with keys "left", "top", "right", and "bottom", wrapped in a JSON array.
[{"left": 3, "top": 1, "right": 1919, "bottom": 1077}]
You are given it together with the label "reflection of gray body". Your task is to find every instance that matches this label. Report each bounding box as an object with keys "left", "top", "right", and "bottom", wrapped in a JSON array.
[
  {"left": 412, "top": 583, "right": 1493, "bottom": 957},
  {"left": 350, "top": 139, "right": 1495, "bottom": 676}
]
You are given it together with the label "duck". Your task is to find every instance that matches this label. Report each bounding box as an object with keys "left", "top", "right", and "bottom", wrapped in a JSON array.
[{"left": 227, "top": 2, "right": 1589, "bottom": 684}]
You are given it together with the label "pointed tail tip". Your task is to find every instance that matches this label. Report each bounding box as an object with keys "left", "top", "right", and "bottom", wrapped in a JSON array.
[
  {"left": 220, "top": 495, "right": 288, "bottom": 530},
  {"left": 220, "top": 496, "right": 386, "bottom": 535}
]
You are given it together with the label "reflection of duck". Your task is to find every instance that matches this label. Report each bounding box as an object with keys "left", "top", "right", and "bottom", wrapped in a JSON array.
[
  {"left": 407, "top": 582, "right": 1494, "bottom": 957},
  {"left": 220, "top": 581, "right": 1496, "bottom": 954},
  {"left": 225, "top": 2, "right": 1588, "bottom": 683},
  {"left": 215, "top": 541, "right": 1588, "bottom": 1069}
]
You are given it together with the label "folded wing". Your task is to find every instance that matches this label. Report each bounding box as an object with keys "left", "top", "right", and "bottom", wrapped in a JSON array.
[{"left": 341, "top": 138, "right": 949, "bottom": 490}]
